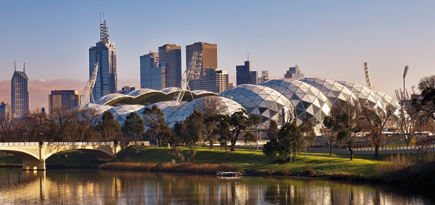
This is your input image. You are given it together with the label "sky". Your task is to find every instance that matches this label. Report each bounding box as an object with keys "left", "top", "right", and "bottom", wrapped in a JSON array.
[{"left": 1, "top": 1, "right": 434, "bottom": 111}]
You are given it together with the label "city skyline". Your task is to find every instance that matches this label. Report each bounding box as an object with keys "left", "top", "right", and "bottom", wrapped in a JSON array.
[{"left": 1, "top": 1, "right": 435, "bottom": 110}]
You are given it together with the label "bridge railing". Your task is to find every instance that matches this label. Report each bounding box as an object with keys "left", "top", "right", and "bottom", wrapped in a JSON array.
[
  {"left": 0, "top": 142, "right": 114, "bottom": 146},
  {"left": 0, "top": 142, "right": 40, "bottom": 146}
]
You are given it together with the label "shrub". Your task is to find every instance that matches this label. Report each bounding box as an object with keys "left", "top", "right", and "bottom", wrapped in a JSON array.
[
  {"left": 303, "top": 166, "right": 316, "bottom": 177},
  {"left": 376, "top": 154, "right": 414, "bottom": 174}
]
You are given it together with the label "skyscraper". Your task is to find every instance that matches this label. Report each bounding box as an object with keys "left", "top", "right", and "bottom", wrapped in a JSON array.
[
  {"left": 89, "top": 18, "right": 117, "bottom": 101},
  {"left": 158, "top": 44, "right": 181, "bottom": 88},
  {"left": 236, "top": 61, "right": 257, "bottom": 85},
  {"left": 140, "top": 51, "right": 166, "bottom": 90},
  {"left": 189, "top": 68, "right": 229, "bottom": 93},
  {"left": 0, "top": 102, "right": 12, "bottom": 119},
  {"left": 186, "top": 42, "right": 217, "bottom": 77},
  {"left": 11, "top": 62, "right": 30, "bottom": 118},
  {"left": 284, "top": 65, "right": 304, "bottom": 79},
  {"left": 48, "top": 90, "right": 80, "bottom": 115}
]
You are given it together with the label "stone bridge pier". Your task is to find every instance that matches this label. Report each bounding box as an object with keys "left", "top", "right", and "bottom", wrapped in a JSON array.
[{"left": 0, "top": 142, "right": 125, "bottom": 171}]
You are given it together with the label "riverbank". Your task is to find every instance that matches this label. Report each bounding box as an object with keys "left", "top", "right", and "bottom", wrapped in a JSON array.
[
  {"left": 105, "top": 146, "right": 384, "bottom": 178},
  {"left": 3, "top": 146, "right": 435, "bottom": 186}
]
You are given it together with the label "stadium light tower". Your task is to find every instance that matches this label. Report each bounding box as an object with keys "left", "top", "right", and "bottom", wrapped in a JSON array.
[{"left": 403, "top": 66, "right": 409, "bottom": 101}]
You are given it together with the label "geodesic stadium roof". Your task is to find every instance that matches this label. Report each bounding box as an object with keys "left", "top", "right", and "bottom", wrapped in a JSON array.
[
  {"left": 92, "top": 88, "right": 216, "bottom": 106},
  {"left": 219, "top": 84, "right": 294, "bottom": 129},
  {"left": 298, "top": 77, "right": 357, "bottom": 107},
  {"left": 336, "top": 81, "right": 385, "bottom": 110},
  {"left": 261, "top": 78, "right": 331, "bottom": 126},
  {"left": 165, "top": 96, "right": 244, "bottom": 127}
]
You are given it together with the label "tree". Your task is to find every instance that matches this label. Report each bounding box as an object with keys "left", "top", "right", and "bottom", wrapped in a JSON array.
[
  {"left": 197, "top": 96, "right": 227, "bottom": 149},
  {"left": 98, "top": 111, "right": 122, "bottom": 142},
  {"left": 229, "top": 109, "right": 260, "bottom": 151},
  {"left": 123, "top": 113, "right": 145, "bottom": 153},
  {"left": 322, "top": 116, "right": 337, "bottom": 156},
  {"left": 170, "top": 121, "right": 186, "bottom": 162},
  {"left": 360, "top": 104, "right": 396, "bottom": 158},
  {"left": 243, "top": 130, "right": 257, "bottom": 154},
  {"left": 217, "top": 120, "right": 233, "bottom": 159},
  {"left": 267, "top": 120, "right": 279, "bottom": 140},
  {"left": 143, "top": 105, "right": 167, "bottom": 147},
  {"left": 413, "top": 75, "right": 435, "bottom": 122},
  {"left": 299, "top": 118, "right": 316, "bottom": 158},
  {"left": 0, "top": 112, "right": 14, "bottom": 142},
  {"left": 278, "top": 123, "right": 304, "bottom": 164},
  {"left": 183, "top": 110, "right": 205, "bottom": 163}
]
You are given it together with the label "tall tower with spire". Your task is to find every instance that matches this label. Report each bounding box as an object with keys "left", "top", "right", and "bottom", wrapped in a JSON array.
[
  {"left": 11, "top": 61, "right": 30, "bottom": 118},
  {"left": 89, "top": 15, "right": 117, "bottom": 101}
]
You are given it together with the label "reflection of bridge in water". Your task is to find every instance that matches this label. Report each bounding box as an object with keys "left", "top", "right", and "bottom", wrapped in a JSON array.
[{"left": 0, "top": 142, "right": 123, "bottom": 170}]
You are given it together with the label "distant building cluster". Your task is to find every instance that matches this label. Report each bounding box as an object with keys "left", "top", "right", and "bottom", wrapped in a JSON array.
[{"left": 5, "top": 15, "right": 400, "bottom": 131}]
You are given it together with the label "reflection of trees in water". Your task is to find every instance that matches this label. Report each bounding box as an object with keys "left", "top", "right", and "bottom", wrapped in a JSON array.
[{"left": 1, "top": 169, "right": 434, "bottom": 204}]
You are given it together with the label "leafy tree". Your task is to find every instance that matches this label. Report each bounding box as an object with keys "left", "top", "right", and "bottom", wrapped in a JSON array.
[
  {"left": 413, "top": 75, "right": 435, "bottom": 123},
  {"left": 123, "top": 112, "right": 145, "bottom": 153},
  {"left": 263, "top": 122, "right": 304, "bottom": 163},
  {"left": 143, "top": 105, "right": 167, "bottom": 147},
  {"left": 243, "top": 130, "right": 257, "bottom": 154},
  {"left": 299, "top": 118, "right": 316, "bottom": 158},
  {"left": 197, "top": 96, "right": 227, "bottom": 149},
  {"left": 217, "top": 119, "right": 233, "bottom": 159},
  {"left": 98, "top": 111, "right": 122, "bottom": 142},
  {"left": 183, "top": 110, "right": 205, "bottom": 163},
  {"left": 229, "top": 109, "right": 260, "bottom": 151},
  {"left": 267, "top": 120, "right": 279, "bottom": 140},
  {"left": 278, "top": 122, "right": 304, "bottom": 163},
  {"left": 170, "top": 121, "right": 186, "bottom": 162}
]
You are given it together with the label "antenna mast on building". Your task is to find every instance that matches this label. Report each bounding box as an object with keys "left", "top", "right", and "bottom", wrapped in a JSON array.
[
  {"left": 23, "top": 62, "right": 26, "bottom": 72},
  {"left": 14, "top": 60, "right": 16, "bottom": 71}
]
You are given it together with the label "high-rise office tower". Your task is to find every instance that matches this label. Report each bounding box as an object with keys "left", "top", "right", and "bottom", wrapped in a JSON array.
[
  {"left": 186, "top": 42, "right": 218, "bottom": 77},
  {"left": 140, "top": 51, "right": 166, "bottom": 90},
  {"left": 189, "top": 68, "right": 229, "bottom": 93},
  {"left": 48, "top": 90, "right": 80, "bottom": 115},
  {"left": 236, "top": 61, "right": 257, "bottom": 85},
  {"left": 89, "top": 18, "right": 117, "bottom": 101},
  {"left": 158, "top": 44, "right": 181, "bottom": 88},
  {"left": 284, "top": 65, "right": 304, "bottom": 79},
  {"left": 11, "top": 62, "right": 30, "bottom": 118}
]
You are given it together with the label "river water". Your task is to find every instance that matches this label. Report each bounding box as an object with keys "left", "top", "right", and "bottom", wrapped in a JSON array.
[{"left": 0, "top": 168, "right": 433, "bottom": 204}]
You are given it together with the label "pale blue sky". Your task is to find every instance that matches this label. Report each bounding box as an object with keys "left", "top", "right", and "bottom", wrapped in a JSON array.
[{"left": 1, "top": 1, "right": 434, "bottom": 109}]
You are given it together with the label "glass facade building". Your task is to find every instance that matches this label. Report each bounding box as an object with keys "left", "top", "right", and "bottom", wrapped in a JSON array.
[
  {"left": 89, "top": 19, "right": 117, "bottom": 101},
  {"left": 11, "top": 69, "right": 29, "bottom": 118}
]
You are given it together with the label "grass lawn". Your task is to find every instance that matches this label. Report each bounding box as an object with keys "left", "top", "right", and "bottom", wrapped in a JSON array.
[
  {"left": 121, "top": 146, "right": 385, "bottom": 177},
  {"left": 0, "top": 146, "right": 386, "bottom": 177}
]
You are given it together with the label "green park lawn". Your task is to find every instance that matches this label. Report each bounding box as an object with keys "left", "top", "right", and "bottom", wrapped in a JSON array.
[
  {"left": 0, "top": 146, "right": 386, "bottom": 177},
  {"left": 119, "top": 146, "right": 385, "bottom": 177}
]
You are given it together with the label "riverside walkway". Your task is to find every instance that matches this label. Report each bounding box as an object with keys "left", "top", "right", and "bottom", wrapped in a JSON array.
[{"left": 0, "top": 141, "right": 123, "bottom": 170}]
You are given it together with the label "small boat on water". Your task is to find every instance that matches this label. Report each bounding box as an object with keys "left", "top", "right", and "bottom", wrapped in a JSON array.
[{"left": 216, "top": 171, "right": 243, "bottom": 179}]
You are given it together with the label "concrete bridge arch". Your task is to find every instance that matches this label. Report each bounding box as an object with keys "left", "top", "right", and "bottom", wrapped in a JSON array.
[{"left": 0, "top": 142, "right": 124, "bottom": 170}]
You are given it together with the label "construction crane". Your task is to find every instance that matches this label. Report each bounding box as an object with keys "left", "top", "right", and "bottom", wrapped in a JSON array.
[
  {"left": 173, "top": 51, "right": 202, "bottom": 102},
  {"left": 80, "top": 62, "right": 99, "bottom": 108},
  {"left": 363, "top": 62, "right": 374, "bottom": 90}
]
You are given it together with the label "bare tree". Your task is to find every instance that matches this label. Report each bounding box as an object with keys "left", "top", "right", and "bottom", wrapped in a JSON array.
[{"left": 360, "top": 104, "right": 396, "bottom": 158}]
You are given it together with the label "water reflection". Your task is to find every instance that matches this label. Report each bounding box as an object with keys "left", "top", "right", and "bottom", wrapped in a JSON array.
[{"left": 0, "top": 169, "right": 432, "bottom": 204}]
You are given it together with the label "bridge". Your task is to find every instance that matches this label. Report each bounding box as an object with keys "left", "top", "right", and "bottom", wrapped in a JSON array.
[{"left": 0, "top": 141, "right": 124, "bottom": 170}]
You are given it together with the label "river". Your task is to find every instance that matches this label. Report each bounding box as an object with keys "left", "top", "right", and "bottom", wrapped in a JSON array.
[{"left": 0, "top": 168, "right": 433, "bottom": 204}]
